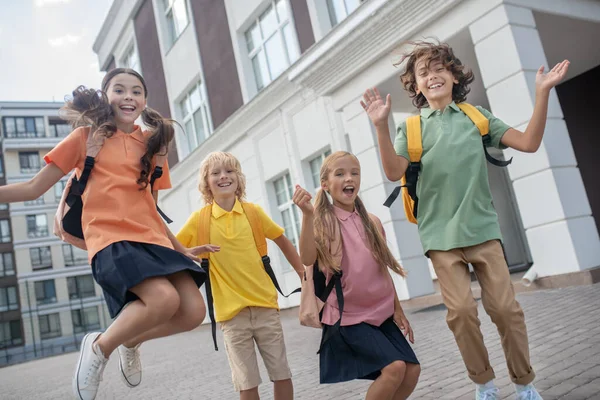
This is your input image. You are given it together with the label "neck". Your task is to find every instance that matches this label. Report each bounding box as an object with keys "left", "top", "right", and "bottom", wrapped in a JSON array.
[
  {"left": 214, "top": 195, "right": 236, "bottom": 212},
  {"left": 427, "top": 96, "right": 453, "bottom": 111},
  {"left": 333, "top": 200, "right": 354, "bottom": 213},
  {"left": 116, "top": 121, "right": 135, "bottom": 133}
]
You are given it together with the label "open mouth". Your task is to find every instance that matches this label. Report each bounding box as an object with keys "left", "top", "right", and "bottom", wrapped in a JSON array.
[
  {"left": 342, "top": 185, "right": 355, "bottom": 196},
  {"left": 217, "top": 182, "right": 232, "bottom": 188},
  {"left": 428, "top": 83, "right": 443, "bottom": 90},
  {"left": 119, "top": 105, "right": 136, "bottom": 113}
]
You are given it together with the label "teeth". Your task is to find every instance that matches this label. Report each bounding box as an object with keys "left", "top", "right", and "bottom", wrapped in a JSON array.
[
  {"left": 429, "top": 83, "right": 442, "bottom": 89},
  {"left": 218, "top": 183, "right": 231, "bottom": 187}
]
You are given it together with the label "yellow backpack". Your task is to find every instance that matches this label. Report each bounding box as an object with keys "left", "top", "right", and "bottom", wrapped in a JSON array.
[{"left": 383, "top": 103, "right": 512, "bottom": 224}]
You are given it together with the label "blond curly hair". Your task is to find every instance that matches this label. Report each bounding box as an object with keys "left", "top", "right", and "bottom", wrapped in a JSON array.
[{"left": 198, "top": 152, "right": 247, "bottom": 204}]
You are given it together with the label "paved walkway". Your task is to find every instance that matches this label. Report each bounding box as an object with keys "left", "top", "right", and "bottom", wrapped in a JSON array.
[{"left": 1, "top": 284, "right": 599, "bottom": 399}]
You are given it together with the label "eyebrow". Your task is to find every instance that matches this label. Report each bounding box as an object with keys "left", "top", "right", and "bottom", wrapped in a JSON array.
[{"left": 112, "top": 83, "right": 143, "bottom": 90}]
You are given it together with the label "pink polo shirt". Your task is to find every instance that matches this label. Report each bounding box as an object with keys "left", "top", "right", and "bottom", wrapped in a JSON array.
[{"left": 320, "top": 206, "right": 395, "bottom": 327}]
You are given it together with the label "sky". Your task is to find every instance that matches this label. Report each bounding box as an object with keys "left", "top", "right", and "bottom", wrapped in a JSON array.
[{"left": 0, "top": 0, "right": 113, "bottom": 102}]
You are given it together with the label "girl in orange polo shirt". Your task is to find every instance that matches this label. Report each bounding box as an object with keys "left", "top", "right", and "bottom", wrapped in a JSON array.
[{"left": 0, "top": 68, "right": 218, "bottom": 400}]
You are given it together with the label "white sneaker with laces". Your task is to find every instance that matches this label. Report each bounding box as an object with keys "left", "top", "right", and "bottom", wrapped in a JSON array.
[
  {"left": 117, "top": 343, "right": 142, "bottom": 387},
  {"left": 476, "top": 384, "right": 500, "bottom": 400},
  {"left": 72, "top": 332, "right": 108, "bottom": 400},
  {"left": 516, "top": 384, "right": 543, "bottom": 400}
]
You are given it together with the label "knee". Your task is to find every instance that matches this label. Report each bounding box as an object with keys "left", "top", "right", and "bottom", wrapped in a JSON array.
[
  {"left": 148, "top": 286, "right": 180, "bottom": 323},
  {"left": 381, "top": 360, "right": 406, "bottom": 382},
  {"left": 486, "top": 302, "right": 524, "bottom": 325},
  {"left": 407, "top": 363, "right": 421, "bottom": 380},
  {"left": 447, "top": 303, "right": 478, "bottom": 328},
  {"left": 178, "top": 292, "right": 206, "bottom": 332}
]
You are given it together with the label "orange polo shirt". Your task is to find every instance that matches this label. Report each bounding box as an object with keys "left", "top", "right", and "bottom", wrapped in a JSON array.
[{"left": 44, "top": 126, "right": 172, "bottom": 262}]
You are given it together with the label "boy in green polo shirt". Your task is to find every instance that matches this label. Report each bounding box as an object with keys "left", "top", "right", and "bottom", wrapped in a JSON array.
[{"left": 362, "top": 40, "right": 569, "bottom": 399}]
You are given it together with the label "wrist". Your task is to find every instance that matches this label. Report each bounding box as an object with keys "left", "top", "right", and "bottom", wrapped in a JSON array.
[
  {"left": 374, "top": 121, "right": 389, "bottom": 131},
  {"left": 535, "top": 86, "right": 551, "bottom": 99}
]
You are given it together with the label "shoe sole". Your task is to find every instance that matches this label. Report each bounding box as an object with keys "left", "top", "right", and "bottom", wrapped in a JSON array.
[
  {"left": 72, "top": 332, "right": 94, "bottom": 400},
  {"left": 117, "top": 348, "right": 141, "bottom": 388}
]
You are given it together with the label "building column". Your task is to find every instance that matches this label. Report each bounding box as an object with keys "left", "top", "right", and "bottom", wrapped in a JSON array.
[
  {"left": 470, "top": 4, "right": 600, "bottom": 277},
  {"left": 341, "top": 101, "right": 434, "bottom": 300}
]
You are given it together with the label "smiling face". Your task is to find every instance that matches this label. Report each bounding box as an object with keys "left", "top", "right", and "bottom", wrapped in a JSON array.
[
  {"left": 207, "top": 161, "right": 239, "bottom": 203},
  {"left": 321, "top": 154, "right": 361, "bottom": 212},
  {"left": 414, "top": 57, "right": 458, "bottom": 109},
  {"left": 105, "top": 73, "right": 147, "bottom": 132}
]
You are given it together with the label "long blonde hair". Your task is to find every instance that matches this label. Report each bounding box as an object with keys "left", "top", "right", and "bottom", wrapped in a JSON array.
[
  {"left": 198, "top": 152, "right": 247, "bottom": 204},
  {"left": 314, "top": 151, "right": 405, "bottom": 277}
]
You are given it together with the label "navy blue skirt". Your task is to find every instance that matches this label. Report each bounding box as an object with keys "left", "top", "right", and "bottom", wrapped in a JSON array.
[
  {"left": 92, "top": 241, "right": 207, "bottom": 318},
  {"left": 319, "top": 317, "right": 419, "bottom": 384}
]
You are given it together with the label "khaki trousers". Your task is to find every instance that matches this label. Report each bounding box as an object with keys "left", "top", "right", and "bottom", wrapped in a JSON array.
[{"left": 429, "top": 240, "right": 535, "bottom": 385}]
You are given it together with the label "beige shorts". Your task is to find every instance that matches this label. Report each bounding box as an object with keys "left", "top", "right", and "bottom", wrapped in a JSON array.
[{"left": 220, "top": 307, "right": 292, "bottom": 391}]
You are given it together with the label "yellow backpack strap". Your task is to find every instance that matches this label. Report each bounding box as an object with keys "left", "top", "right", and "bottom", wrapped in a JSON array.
[
  {"left": 456, "top": 103, "right": 489, "bottom": 136},
  {"left": 405, "top": 115, "right": 423, "bottom": 162},
  {"left": 241, "top": 202, "right": 267, "bottom": 257},
  {"left": 457, "top": 102, "right": 512, "bottom": 167},
  {"left": 197, "top": 205, "right": 212, "bottom": 259}
]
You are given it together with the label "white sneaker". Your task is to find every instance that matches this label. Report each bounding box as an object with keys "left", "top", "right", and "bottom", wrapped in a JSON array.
[
  {"left": 476, "top": 384, "right": 500, "bottom": 400},
  {"left": 516, "top": 384, "right": 543, "bottom": 400},
  {"left": 117, "top": 343, "right": 142, "bottom": 387},
  {"left": 72, "top": 332, "right": 108, "bottom": 400}
]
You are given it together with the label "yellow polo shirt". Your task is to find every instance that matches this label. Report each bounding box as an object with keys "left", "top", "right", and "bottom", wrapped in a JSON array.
[{"left": 176, "top": 199, "right": 284, "bottom": 322}]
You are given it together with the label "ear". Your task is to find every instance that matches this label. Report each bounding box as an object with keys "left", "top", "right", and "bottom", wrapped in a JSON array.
[{"left": 321, "top": 181, "right": 329, "bottom": 192}]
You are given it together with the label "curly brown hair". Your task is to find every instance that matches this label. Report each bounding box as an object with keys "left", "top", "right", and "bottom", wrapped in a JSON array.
[{"left": 395, "top": 40, "right": 474, "bottom": 109}]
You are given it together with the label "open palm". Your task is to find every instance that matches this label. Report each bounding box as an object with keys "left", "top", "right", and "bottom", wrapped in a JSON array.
[
  {"left": 361, "top": 88, "right": 392, "bottom": 127},
  {"left": 536, "top": 60, "right": 570, "bottom": 92}
]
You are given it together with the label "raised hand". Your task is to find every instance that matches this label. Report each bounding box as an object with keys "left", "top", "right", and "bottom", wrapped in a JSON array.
[
  {"left": 292, "top": 185, "right": 314, "bottom": 215},
  {"left": 536, "top": 60, "right": 570, "bottom": 93},
  {"left": 185, "top": 244, "right": 221, "bottom": 262},
  {"left": 360, "top": 87, "right": 392, "bottom": 128}
]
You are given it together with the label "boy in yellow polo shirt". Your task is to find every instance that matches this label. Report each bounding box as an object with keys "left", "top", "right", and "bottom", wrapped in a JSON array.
[{"left": 177, "top": 151, "right": 304, "bottom": 400}]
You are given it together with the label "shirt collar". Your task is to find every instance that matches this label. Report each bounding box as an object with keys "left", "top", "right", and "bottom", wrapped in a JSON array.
[
  {"left": 212, "top": 198, "right": 243, "bottom": 219},
  {"left": 116, "top": 125, "right": 145, "bottom": 143},
  {"left": 420, "top": 101, "right": 460, "bottom": 119},
  {"left": 333, "top": 204, "right": 359, "bottom": 221}
]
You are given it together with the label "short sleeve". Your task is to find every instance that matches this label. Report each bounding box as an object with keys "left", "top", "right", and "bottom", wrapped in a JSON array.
[
  {"left": 176, "top": 211, "right": 199, "bottom": 247},
  {"left": 43, "top": 127, "right": 86, "bottom": 174},
  {"left": 393, "top": 122, "right": 410, "bottom": 160},
  {"left": 475, "top": 106, "right": 510, "bottom": 150},
  {"left": 152, "top": 159, "right": 172, "bottom": 191},
  {"left": 254, "top": 204, "right": 285, "bottom": 240}
]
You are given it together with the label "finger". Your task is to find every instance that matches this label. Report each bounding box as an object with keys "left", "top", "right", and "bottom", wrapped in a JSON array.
[
  {"left": 558, "top": 60, "right": 570, "bottom": 75},
  {"left": 360, "top": 100, "right": 367, "bottom": 110},
  {"left": 385, "top": 94, "right": 392, "bottom": 111},
  {"left": 363, "top": 91, "right": 371, "bottom": 104},
  {"left": 537, "top": 65, "right": 545, "bottom": 75},
  {"left": 374, "top": 87, "right": 382, "bottom": 100},
  {"left": 366, "top": 88, "right": 376, "bottom": 102},
  {"left": 408, "top": 326, "right": 415, "bottom": 343}
]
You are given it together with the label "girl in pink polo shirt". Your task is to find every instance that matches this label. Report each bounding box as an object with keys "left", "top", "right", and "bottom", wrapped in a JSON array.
[{"left": 293, "top": 151, "right": 420, "bottom": 400}]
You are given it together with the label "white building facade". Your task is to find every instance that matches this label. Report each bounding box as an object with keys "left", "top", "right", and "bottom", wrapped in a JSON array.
[{"left": 94, "top": 0, "right": 600, "bottom": 309}]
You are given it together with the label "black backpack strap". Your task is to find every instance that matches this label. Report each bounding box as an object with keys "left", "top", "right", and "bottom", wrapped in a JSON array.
[
  {"left": 317, "top": 271, "right": 344, "bottom": 353},
  {"left": 149, "top": 165, "right": 173, "bottom": 224},
  {"left": 201, "top": 258, "right": 219, "bottom": 351},
  {"left": 482, "top": 135, "right": 513, "bottom": 167},
  {"left": 69, "top": 156, "right": 96, "bottom": 197},
  {"left": 261, "top": 255, "right": 301, "bottom": 297},
  {"left": 383, "top": 162, "right": 421, "bottom": 219}
]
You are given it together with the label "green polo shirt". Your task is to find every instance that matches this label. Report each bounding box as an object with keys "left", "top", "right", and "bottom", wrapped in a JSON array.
[{"left": 394, "top": 102, "right": 510, "bottom": 254}]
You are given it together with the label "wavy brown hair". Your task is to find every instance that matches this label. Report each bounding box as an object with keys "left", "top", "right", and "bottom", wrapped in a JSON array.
[
  {"left": 395, "top": 40, "right": 474, "bottom": 109},
  {"left": 60, "top": 68, "right": 174, "bottom": 189},
  {"left": 314, "top": 152, "right": 405, "bottom": 277}
]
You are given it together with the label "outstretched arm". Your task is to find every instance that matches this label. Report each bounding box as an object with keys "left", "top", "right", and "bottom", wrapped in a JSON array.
[
  {"left": 273, "top": 235, "right": 304, "bottom": 279},
  {"left": 361, "top": 88, "right": 409, "bottom": 181},
  {"left": 0, "top": 163, "right": 65, "bottom": 203},
  {"left": 292, "top": 185, "right": 317, "bottom": 266},
  {"left": 501, "top": 60, "right": 570, "bottom": 153}
]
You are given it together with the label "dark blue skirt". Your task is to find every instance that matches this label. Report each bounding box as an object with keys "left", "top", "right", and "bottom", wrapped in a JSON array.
[
  {"left": 319, "top": 317, "right": 419, "bottom": 384},
  {"left": 92, "top": 241, "right": 207, "bottom": 318}
]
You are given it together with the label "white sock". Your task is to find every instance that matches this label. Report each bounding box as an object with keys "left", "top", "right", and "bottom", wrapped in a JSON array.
[
  {"left": 515, "top": 383, "right": 532, "bottom": 392},
  {"left": 478, "top": 380, "right": 496, "bottom": 390}
]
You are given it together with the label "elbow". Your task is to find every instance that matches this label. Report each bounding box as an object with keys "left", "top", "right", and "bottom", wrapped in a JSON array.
[
  {"left": 522, "top": 142, "right": 540, "bottom": 153},
  {"left": 300, "top": 253, "right": 317, "bottom": 267},
  {"left": 384, "top": 170, "right": 402, "bottom": 182}
]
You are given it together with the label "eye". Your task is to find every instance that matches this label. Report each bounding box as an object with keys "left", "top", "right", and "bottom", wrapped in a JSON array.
[
  {"left": 134, "top": 91, "right": 142, "bottom": 95},
  {"left": 114, "top": 89, "right": 123, "bottom": 93}
]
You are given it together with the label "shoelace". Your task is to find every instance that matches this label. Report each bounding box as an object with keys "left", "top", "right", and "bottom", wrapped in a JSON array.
[
  {"left": 83, "top": 357, "right": 107, "bottom": 388},
  {"left": 125, "top": 346, "right": 141, "bottom": 370},
  {"left": 517, "top": 389, "right": 536, "bottom": 400},
  {"left": 478, "top": 387, "right": 499, "bottom": 400}
]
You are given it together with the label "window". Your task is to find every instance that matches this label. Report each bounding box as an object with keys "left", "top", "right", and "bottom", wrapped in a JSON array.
[
  {"left": 179, "top": 82, "right": 213, "bottom": 152},
  {"left": 0, "top": 320, "right": 22, "bottom": 347},
  {"left": 0, "top": 203, "right": 8, "bottom": 210},
  {"left": 246, "top": 0, "right": 299, "bottom": 91},
  {"left": 0, "top": 219, "right": 11, "bottom": 243},
  {"left": 39, "top": 313, "right": 61, "bottom": 339},
  {"left": 30, "top": 247, "right": 52, "bottom": 270},
  {"left": 24, "top": 196, "right": 45, "bottom": 206},
  {"left": 121, "top": 44, "right": 141, "bottom": 73},
  {"left": 308, "top": 150, "right": 332, "bottom": 190},
  {"left": 67, "top": 275, "right": 96, "bottom": 300},
  {"left": 19, "top": 152, "right": 41, "bottom": 174},
  {"left": 0, "top": 155, "right": 3, "bottom": 177},
  {"left": 327, "top": 0, "right": 362, "bottom": 26},
  {"left": 0, "top": 253, "right": 15, "bottom": 277},
  {"left": 26, "top": 214, "right": 48, "bottom": 238},
  {"left": 0, "top": 286, "right": 19, "bottom": 312},
  {"left": 274, "top": 173, "right": 301, "bottom": 248},
  {"left": 63, "top": 244, "right": 88, "bottom": 266},
  {"left": 48, "top": 122, "right": 70, "bottom": 138},
  {"left": 2, "top": 117, "right": 45, "bottom": 138},
  {"left": 163, "top": 0, "right": 189, "bottom": 47},
  {"left": 54, "top": 180, "right": 67, "bottom": 202},
  {"left": 34, "top": 280, "right": 57, "bottom": 305},
  {"left": 72, "top": 307, "right": 101, "bottom": 334}
]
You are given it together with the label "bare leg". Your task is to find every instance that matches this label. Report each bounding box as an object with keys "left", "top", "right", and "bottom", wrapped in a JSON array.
[
  {"left": 123, "top": 272, "right": 205, "bottom": 347},
  {"left": 240, "top": 387, "right": 260, "bottom": 400},
  {"left": 95, "top": 277, "right": 180, "bottom": 357},
  {"left": 392, "top": 363, "right": 421, "bottom": 399},
  {"left": 366, "top": 361, "right": 406, "bottom": 400},
  {"left": 274, "top": 378, "right": 293, "bottom": 400}
]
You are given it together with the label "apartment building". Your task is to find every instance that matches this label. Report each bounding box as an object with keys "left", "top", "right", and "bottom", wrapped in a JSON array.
[
  {"left": 93, "top": 0, "right": 600, "bottom": 310},
  {"left": 0, "top": 102, "right": 110, "bottom": 365}
]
